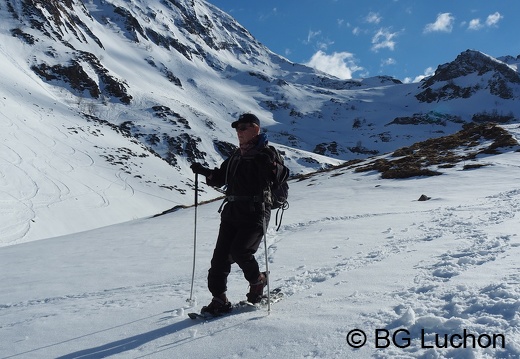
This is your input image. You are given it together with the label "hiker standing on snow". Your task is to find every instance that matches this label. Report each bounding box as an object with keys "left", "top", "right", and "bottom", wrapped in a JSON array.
[{"left": 190, "top": 113, "right": 289, "bottom": 315}]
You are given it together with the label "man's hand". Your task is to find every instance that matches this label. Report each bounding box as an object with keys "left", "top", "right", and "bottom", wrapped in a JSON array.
[{"left": 190, "top": 163, "right": 212, "bottom": 177}]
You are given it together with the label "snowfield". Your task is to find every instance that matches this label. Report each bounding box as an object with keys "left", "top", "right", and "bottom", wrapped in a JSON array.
[{"left": 2, "top": 127, "right": 520, "bottom": 358}]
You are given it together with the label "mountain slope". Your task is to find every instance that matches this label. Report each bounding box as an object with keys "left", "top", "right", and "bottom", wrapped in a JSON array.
[
  {"left": 1, "top": 127, "right": 519, "bottom": 358},
  {"left": 1, "top": 0, "right": 519, "bottom": 244}
]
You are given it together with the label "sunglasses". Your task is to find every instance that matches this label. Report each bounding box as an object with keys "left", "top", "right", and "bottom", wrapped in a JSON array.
[{"left": 236, "top": 124, "right": 254, "bottom": 132}]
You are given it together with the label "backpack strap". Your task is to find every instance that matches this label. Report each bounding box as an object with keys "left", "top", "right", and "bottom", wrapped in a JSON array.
[
  {"left": 274, "top": 201, "right": 289, "bottom": 231},
  {"left": 224, "top": 150, "right": 240, "bottom": 188},
  {"left": 218, "top": 150, "right": 241, "bottom": 213}
]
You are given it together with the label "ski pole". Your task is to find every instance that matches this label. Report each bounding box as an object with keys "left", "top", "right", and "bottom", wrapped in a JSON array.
[
  {"left": 262, "top": 204, "right": 271, "bottom": 313},
  {"left": 188, "top": 173, "right": 198, "bottom": 306}
]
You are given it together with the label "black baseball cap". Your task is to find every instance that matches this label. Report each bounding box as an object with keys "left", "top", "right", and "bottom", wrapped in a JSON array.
[{"left": 231, "top": 113, "right": 260, "bottom": 128}]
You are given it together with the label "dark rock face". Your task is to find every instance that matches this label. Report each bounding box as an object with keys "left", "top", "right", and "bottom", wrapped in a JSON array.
[{"left": 417, "top": 50, "right": 520, "bottom": 103}]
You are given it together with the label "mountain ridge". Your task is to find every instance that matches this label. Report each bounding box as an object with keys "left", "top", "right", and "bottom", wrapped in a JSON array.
[{"left": 1, "top": 0, "right": 519, "bottom": 244}]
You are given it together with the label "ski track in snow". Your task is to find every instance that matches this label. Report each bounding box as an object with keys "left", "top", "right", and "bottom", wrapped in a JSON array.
[
  {"left": 0, "top": 97, "right": 169, "bottom": 245},
  {"left": 0, "top": 117, "right": 100, "bottom": 244}
]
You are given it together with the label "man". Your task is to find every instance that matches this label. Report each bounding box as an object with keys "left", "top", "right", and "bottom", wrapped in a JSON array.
[{"left": 190, "top": 113, "right": 289, "bottom": 315}]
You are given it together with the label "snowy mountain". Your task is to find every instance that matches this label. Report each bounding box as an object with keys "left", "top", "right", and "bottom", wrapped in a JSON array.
[
  {"left": 1, "top": 1, "right": 520, "bottom": 358},
  {"left": 1, "top": 0, "right": 519, "bottom": 244}
]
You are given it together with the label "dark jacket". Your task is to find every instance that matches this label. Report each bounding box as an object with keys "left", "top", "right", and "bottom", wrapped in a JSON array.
[{"left": 207, "top": 134, "right": 288, "bottom": 227}]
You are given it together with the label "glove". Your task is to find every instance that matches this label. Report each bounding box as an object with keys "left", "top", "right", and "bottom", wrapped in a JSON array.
[{"left": 190, "top": 163, "right": 212, "bottom": 177}]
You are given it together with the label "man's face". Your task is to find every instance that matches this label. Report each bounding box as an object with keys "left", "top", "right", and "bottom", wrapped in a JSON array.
[{"left": 236, "top": 123, "right": 260, "bottom": 144}]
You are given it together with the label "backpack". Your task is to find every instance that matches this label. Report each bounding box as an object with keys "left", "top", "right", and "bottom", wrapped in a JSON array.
[
  {"left": 267, "top": 146, "right": 289, "bottom": 230},
  {"left": 269, "top": 146, "right": 289, "bottom": 209}
]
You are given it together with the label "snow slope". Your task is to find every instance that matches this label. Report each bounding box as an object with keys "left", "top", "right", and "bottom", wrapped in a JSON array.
[
  {"left": 0, "top": 35, "right": 185, "bottom": 245},
  {"left": 1, "top": 126, "right": 519, "bottom": 358},
  {"left": 2, "top": 0, "right": 520, "bottom": 246}
]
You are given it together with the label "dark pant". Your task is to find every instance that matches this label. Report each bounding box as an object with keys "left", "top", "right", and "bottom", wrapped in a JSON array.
[{"left": 207, "top": 220, "right": 265, "bottom": 297}]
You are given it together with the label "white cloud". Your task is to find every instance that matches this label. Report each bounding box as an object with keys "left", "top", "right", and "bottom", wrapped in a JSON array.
[
  {"left": 366, "top": 12, "right": 382, "bottom": 24},
  {"left": 486, "top": 12, "right": 503, "bottom": 27},
  {"left": 305, "top": 30, "right": 322, "bottom": 44},
  {"left": 371, "top": 28, "right": 399, "bottom": 52},
  {"left": 424, "top": 13, "right": 455, "bottom": 33},
  {"left": 337, "top": 19, "right": 354, "bottom": 30},
  {"left": 468, "top": 12, "right": 503, "bottom": 31},
  {"left": 305, "top": 51, "right": 363, "bottom": 79},
  {"left": 468, "top": 18, "right": 483, "bottom": 30},
  {"left": 403, "top": 66, "right": 436, "bottom": 83},
  {"left": 303, "top": 29, "right": 334, "bottom": 51},
  {"left": 258, "top": 7, "right": 279, "bottom": 21},
  {"left": 381, "top": 58, "right": 396, "bottom": 66},
  {"left": 317, "top": 39, "right": 334, "bottom": 51}
]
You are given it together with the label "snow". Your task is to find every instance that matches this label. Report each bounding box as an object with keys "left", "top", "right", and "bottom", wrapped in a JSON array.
[
  {"left": 1, "top": 0, "right": 520, "bottom": 357},
  {"left": 2, "top": 137, "right": 520, "bottom": 358}
]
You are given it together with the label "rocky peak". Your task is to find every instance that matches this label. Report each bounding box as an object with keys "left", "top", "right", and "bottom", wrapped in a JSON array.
[
  {"left": 416, "top": 50, "right": 520, "bottom": 102},
  {"left": 422, "top": 50, "right": 520, "bottom": 87}
]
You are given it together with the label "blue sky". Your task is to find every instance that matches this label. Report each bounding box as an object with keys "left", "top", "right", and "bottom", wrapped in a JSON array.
[{"left": 208, "top": 0, "right": 520, "bottom": 83}]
